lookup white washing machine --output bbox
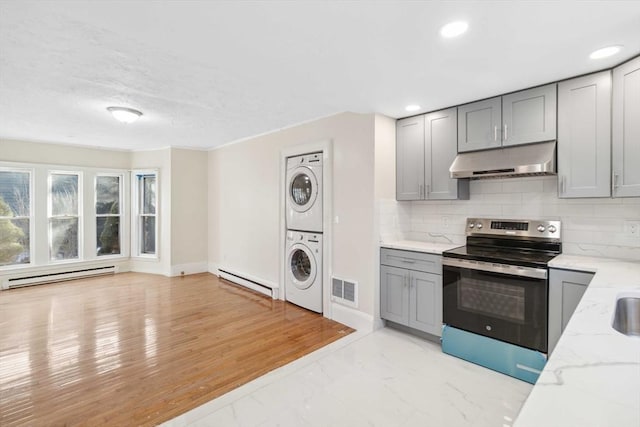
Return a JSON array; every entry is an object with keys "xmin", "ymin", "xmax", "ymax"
[
  {"xmin": 286, "ymin": 152, "xmax": 323, "ymax": 233},
  {"xmin": 285, "ymin": 230, "xmax": 322, "ymax": 313}
]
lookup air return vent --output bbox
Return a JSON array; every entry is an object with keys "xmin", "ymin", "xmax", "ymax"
[{"xmin": 331, "ymin": 277, "xmax": 358, "ymax": 308}]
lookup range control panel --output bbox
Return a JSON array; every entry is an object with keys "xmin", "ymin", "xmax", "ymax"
[{"xmin": 466, "ymin": 218, "xmax": 561, "ymax": 240}]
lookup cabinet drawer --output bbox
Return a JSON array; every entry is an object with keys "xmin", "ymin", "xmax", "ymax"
[{"xmin": 380, "ymin": 248, "xmax": 442, "ymax": 274}]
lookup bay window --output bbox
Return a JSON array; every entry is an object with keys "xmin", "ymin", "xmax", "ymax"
[
  {"xmin": 96, "ymin": 175, "xmax": 122, "ymax": 256},
  {"xmin": 49, "ymin": 172, "xmax": 81, "ymax": 261},
  {"xmin": 0, "ymin": 168, "xmax": 32, "ymax": 267},
  {"xmin": 134, "ymin": 172, "xmax": 157, "ymax": 256}
]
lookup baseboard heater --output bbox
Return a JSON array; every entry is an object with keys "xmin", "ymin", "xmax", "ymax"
[
  {"xmin": 6, "ymin": 266, "xmax": 117, "ymax": 289},
  {"xmin": 218, "ymin": 269, "xmax": 274, "ymax": 298}
]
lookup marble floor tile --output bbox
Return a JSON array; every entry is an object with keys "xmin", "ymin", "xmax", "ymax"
[{"xmin": 163, "ymin": 327, "xmax": 532, "ymax": 427}]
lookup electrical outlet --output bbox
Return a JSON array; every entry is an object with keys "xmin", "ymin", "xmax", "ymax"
[
  {"xmin": 442, "ymin": 216, "xmax": 450, "ymax": 228},
  {"xmin": 624, "ymin": 221, "xmax": 640, "ymax": 238}
]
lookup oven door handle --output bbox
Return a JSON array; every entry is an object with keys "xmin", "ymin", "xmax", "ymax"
[{"xmin": 442, "ymin": 257, "xmax": 548, "ymax": 280}]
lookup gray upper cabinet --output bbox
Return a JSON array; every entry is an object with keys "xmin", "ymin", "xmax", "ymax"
[
  {"xmin": 396, "ymin": 116, "xmax": 425, "ymax": 201},
  {"xmin": 396, "ymin": 110, "xmax": 468, "ymax": 201},
  {"xmin": 502, "ymin": 84, "xmax": 557, "ymax": 146},
  {"xmin": 612, "ymin": 56, "xmax": 640, "ymax": 198},
  {"xmin": 425, "ymin": 108, "xmax": 469, "ymax": 200},
  {"xmin": 557, "ymin": 71, "xmax": 612, "ymax": 198},
  {"xmin": 457, "ymin": 97, "xmax": 502, "ymax": 152},
  {"xmin": 457, "ymin": 84, "xmax": 557, "ymax": 152}
]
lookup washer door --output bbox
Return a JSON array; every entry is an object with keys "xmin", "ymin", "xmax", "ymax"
[
  {"xmin": 288, "ymin": 244, "xmax": 316, "ymax": 290},
  {"xmin": 288, "ymin": 166, "xmax": 318, "ymax": 213}
]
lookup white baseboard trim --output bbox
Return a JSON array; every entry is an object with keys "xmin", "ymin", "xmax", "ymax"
[
  {"xmin": 208, "ymin": 262, "xmax": 220, "ymax": 275},
  {"xmin": 217, "ymin": 267, "xmax": 280, "ymax": 299},
  {"xmin": 169, "ymin": 262, "xmax": 209, "ymax": 277},
  {"xmin": 330, "ymin": 303, "xmax": 376, "ymax": 332}
]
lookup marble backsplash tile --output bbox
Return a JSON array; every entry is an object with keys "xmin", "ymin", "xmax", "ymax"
[{"xmin": 405, "ymin": 176, "xmax": 640, "ymax": 261}]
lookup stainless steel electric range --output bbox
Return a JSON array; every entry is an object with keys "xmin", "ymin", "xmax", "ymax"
[{"xmin": 441, "ymin": 217, "xmax": 561, "ymax": 384}]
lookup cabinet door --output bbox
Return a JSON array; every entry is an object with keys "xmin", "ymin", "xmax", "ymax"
[
  {"xmin": 380, "ymin": 265, "xmax": 409, "ymax": 325},
  {"xmin": 408, "ymin": 270, "xmax": 442, "ymax": 336},
  {"xmin": 502, "ymin": 84, "xmax": 557, "ymax": 147},
  {"xmin": 457, "ymin": 97, "xmax": 502, "ymax": 152},
  {"xmin": 425, "ymin": 108, "xmax": 468, "ymax": 200},
  {"xmin": 612, "ymin": 56, "xmax": 640, "ymax": 197},
  {"xmin": 557, "ymin": 71, "xmax": 611, "ymax": 198},
  {"xmin": 396, "ymin": 116, "xmax": 425, "ymax": 200},
  {"xmin": 548, "ymin": 269, "xmax": 594, "ymax": 354}
]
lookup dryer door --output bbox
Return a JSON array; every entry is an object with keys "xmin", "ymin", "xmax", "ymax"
[
  {"xmin": 288, "ymin": 166, "xmax": 318, "ymax": 213},
  {"xmin": 288, "ymin": 244, "xmax": 317, "ymax": 290}
]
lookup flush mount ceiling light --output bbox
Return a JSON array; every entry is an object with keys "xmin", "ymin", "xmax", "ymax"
[
  {"xmin": 405, "ymin": 104, "xmax": 421, "ymax": 112},
  {"xmin": 589, "ymin": 45, "xmax": 623, "ymax": 59},
  {"xmin": 107, "ymin": 106, "xmax": 143, "ymax": 123},
  {"xmin": 440, "ymin": 21, "xmax": 469, "ymax": 38}
]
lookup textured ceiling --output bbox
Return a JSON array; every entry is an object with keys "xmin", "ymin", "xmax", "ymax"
[{"xmin": 1, "ymin": 1, "xmax": 639, "ymax": 151}]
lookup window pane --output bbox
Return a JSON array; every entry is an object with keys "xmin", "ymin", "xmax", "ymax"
[
  {"xmin": 97, "ymin": 216, "xmax": 120, "ymax": 256},
  {"xmin": 50, "ymin": 218, "xmax": 78, "ymax": 260},
  {"xmin": 0, "ymin": 171, "xmax": 30, "ymax": 217},
  {"xmin": 51, "ymin": 174, "xmax": 78, "ymax": 216},
  {"xmin": 96, "ymin": 176, "xmax": 120, "ymax": 215},
  {"xmin": 141, "ymin": 216, "xmax": 155, "ymax": 254},
  {"xmin": 142, "ymin": 176, "xmax": 156, "ymax": 214},
  {"xmin": 0, "ymin": 218, "xmax": 30, "ymax": 266}
]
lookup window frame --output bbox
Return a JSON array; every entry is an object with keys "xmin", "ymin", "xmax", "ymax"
[
  {"xmin": 95, "ymin": 173, "xmax": 124, "ymax": 258},
  {"xmin": 132, "ymin": 170, "xmax": 159, "ymax": 259},
  {"xmin": 47, "ymin": 170, "xmax": 83, "ymax": 263},
  {"xmin": 0, "ymin": 166, "xmax": 34, "ymax": 269}
]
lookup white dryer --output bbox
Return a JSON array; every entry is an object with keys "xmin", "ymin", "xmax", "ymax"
[
  {"xmin": 285, "ymin": 230, "xmax": 322, "ymax": 313},
  {"xmin": 286, "ymin": 152, "xmax": 323, "ymax": 233}
]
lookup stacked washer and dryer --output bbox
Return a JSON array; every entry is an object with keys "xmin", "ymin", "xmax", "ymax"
[{"xmin": 285, "ymin": 152, "xmax": 323, "ymax": 313}]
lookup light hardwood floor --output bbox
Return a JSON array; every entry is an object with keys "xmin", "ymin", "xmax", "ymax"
[{"xmin": 0, "ymin": 272, "xmax": 352, "ymax": 426}]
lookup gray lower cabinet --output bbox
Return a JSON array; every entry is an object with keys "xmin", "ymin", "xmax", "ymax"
[
  {"xmin": 380, "ymin": 248, "xmax": 443, "ymax": 336},
  {"xmin": 612, "ymin": 56, "xmax": 640, "ymax": 197},
  {"xmin": 557, "ymin": 71, "xmax": 612, "ymax": 198},
  {"xmin": 548, "ymin": 268, "xmax": 595, "ymax": 354},
  {"xmin": 458, "ymin": 83, "xmax": 557, "ymax": 152}
]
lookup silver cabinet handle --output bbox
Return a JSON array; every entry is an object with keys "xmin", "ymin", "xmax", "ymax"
[
  {"xmin": 426, "ymin": 184, "xmax": 430, "ymax": 195},
  {"xmin": 560, "ymin": 175, "xmax": 565, "ymax": 194},
  {"xmin": 494, "ymin": 125, "xmax": 497, "ymax": 141},
  {"xmin": 410, "ymin": 277, "xmax": 415, "ymax": 288},
  {"xmin": 419, "ymin": 184, "xmax": 423, "ymax": 198},
  {"xmin": 504, "ymin": 123, "xmax": 508, "ymax": 141},
  {"xmin": 400, "ymin": 259, "xmax": 416, "ymax": 264}
]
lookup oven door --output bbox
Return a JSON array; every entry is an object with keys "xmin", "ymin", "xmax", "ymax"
[{"xmin": 443, "ymin": 258, "xmax": 548, "ymax": 353}]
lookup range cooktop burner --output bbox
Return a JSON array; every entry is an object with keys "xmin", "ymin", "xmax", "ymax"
[{"xmin": 443, "ymin": 245, "xmax": 557, "ymax": 269}]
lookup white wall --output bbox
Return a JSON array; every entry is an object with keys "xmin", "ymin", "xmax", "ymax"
[
  {"xmin": 170, "ymin": 148, "xmax": 208, "ymax": 275},
  {"xmin": 0, "ymin": 138, "xmax": 130, "ymax": 169},
  {"xmin": 208, "ymin": 112, "xmax": 377, "ymax": 318},
  {"xmin": 408, "ymin": 176, "xmax": 640, "ymax": 260}
]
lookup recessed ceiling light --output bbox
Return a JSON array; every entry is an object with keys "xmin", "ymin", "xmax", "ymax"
[
  {"xmin": 405, "ymin": 105, "xmax": 421, "ymax": 112},
  {"xmin": 589, "ymin": 45, "xmax": 623, "ymax": 60},
  {"xmin": 107, "ymin": 106, "xmax": 143, "ymax": 123},
  {"xmin": 440, "ymin": 21, "xmax": 469, "ymax": 38}
]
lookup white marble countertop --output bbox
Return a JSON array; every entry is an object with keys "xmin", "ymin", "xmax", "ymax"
[
  {"xmin": 379, "ymin": 240, "xmax": 461, "ymax": 254},
  {"xmin": 515, "ymin": 254, "xmax": 640, "ymax": 427}
]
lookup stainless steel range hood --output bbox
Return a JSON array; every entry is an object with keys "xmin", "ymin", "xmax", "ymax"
[{"xmin": 449, "ymin": 141, "xmax": 557, "ymax": 179}]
